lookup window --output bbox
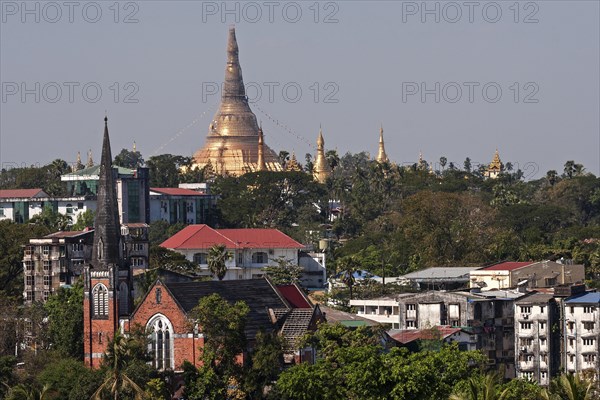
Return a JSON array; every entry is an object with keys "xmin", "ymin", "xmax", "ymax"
[
  {"xmin": 569, "ymin": 338, "xmax": 574, "ymax": 347},
  {"xmin": 193, "ymin": 253, "xmax": 208, "ymax": 265},
  {"xmin": 568, "ymin": 321, "xmax": 575, "ymax": 332},
  {"xmin": 406, "ymin": 320, "xmax": 416, "ymax": 328},
  {"xmin": 24, "ymin": 246, "xmax": 33, "ymax": 256},
  {"xmin": 406, "ymin": 304, "xmax": 417, "ymax": 311},
  {"xmin": 26, "ymin": 276, "xmax": 34, "ymax": 287},
  {"xmin": 540, "ymin": 338, "xmax": 547, "ymax": 346},
  {"xmin": 584, "ymin": 321, "xmax": 595, "ymax": 332},
  {"xmin": 237, "ymin": 252, "xmax": 243, "ymax": 265},
  {"xmin": 27, "ymin": 291, "xmax": 35, "ymax": 301},
  {"xmin": 43, "ymin": 291, "xmax": 49, "ymax": 301},
  {"xmin": 539, "ymin": 306, "xmax": 545, "ymax": 314},
  {"xmin": 66, "ymin": 204, "xmax": 73, "ymax": 214},
  {"xmin": 42, "ymin": 245, "xmax": 49, "ymax": 256},
  {"xmin": 520, "ymin": 322, "xmax": 532, "ymax": 330},
  {"xmin": 583, "ymin": 338, "xmax": 595, "ymax": 346},
  {"xmin": 545, "ymin": 277, "xmax": 557, "ymax": 286},
  {"xmin": 92, "ymin": 284, "xmax": 109, "ymax": 318},
  {"xmin": 131, "ymin": 257, "xmax": 145, "ymax": 267},
  {"xmin": 570, "ymin": 306, "xmax": 575, "ymax": 313},
  {"xmin": 584, "ymin": 354, "xmax": 597, "ymax": 363},
  {"xmin": 148, "ymin": 315, "xmax": 173, "ymax": 370},
  {"xmin": 520, "ymin": 338, "xmax": 533, "ymax": 346},
  {"xmin": 584, "ymin": 306, "xmax": 596, "ymax": 313},
  {"xmin": 539, "ymin": 321, "xmax": 546, "ymax": 331},
  {"xmin": 541, "ymin": 371, "xmax": 548, "ymax": 380},
  {"xmin": 156, "ymin": 288, "xmax": 162, "ymax": 304},
  {"xmin": 252, "ymin": 252, "xmax": 268, "ymax": 264},
  {"xmin": 132, "ymin": 243, "xmax": 145, "ymax": 252},
  {"xmin": 43, "ymin": 275, "xmax": 51, "ymax": 287},
  {"xmin": 43, "ymin": 260, "xmax": 50, "ymax": 271},
  {"xmin": 119, "ymin": 282, "xmax": 129, "ymax": 314},
  {"xmin": 78, "ymin": 202, "xmax": 84, "ymax": 209},
  {"xmin": 520, "ymin": 306, "xmax": 532, "ymax": 313},
  {"xmin": 73, "ymin": 243, "xmax": 83, "ymax": 252},
  {"xmin": 25, "ymin": 261, "xmax": 34, "ymax": 271},
  {"xmin": 0, "ymin": 208, "xmax": 4, "ymax": 216}
]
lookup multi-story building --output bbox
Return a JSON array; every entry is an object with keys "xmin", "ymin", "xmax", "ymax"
[
  {"xmin": 514, "ymin": 292, "xmax": 561, "ymax": 385},
  {"xmin": 23, "ymin": 223, "xmax": 149, "ymax": 303},
  {"xmin": 160, "ymin": 224, "xmax": 326, "ymax": 287},
  {"xmin": 352, "ymin": 289, "xmax": 526, "ymax": 377},
  {"xmin": 563, "ymin": 292, "xmax": 600, "ymax": 376},
  {"xmin": 470, "ymin": 260, "xmax": 585, "ymax": 291},
  {"xmin": 149, "ymin": 187, "xmax": 216, "ymax": 225},
  {"xmin": 61, "ymin": 164, "xmax": 150, "ymax": 223},
  {"xmin": 23, "ymin": 230, "xmax": 94, "ymax": 302}
]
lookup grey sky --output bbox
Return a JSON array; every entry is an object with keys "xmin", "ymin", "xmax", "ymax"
[{"xmin": 1, "ymin": 1, "xmax": 598, "ymax": 178}]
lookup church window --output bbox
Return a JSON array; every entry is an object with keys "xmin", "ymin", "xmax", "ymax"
[
  {"xmin": 92, "ymin": 283, "xmax": 109, "ymax": 318},
  {"xmin": 119, "ymin": 282, "xmax": 129, "ymax": 315},
  {"xmin": 147, "ymin": 315, "xmax": 173, "ymax": 370},
  {"xmin": 156, "ymin": 288, "xmax": 162, "ymax": 304},
  {"xmin": 252, "ymin": 252, "xmax": 268, "ymax": 264},
  {"xmin": 97, "ymin": 239, "xmax": 103, "ymax": 260}
]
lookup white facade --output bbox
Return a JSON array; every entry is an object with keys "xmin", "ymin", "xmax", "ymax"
[
  {"xmin": 350, "ymin": 297, "xmax": 400, "ymax": 329},
  {"xmin": 0, "ymin": 196, "xmax": 96, "ymax": 225},
  {"xmin": 564, "ymin": 296, "xmax": 600, "ymax": 375}
]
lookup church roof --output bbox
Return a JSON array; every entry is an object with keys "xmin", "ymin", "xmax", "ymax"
[
  {"xmin": 160, "ymin": 224, "xmax": 304, "ymax": 250},
  {"xmin": 164, "ymin": 278, "xmax": 289, "ymax": 338}
]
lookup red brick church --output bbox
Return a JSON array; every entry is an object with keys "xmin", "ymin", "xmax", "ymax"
[{"xmin": 83, "ymin": 118, "xmax": 322, "ymax": 370}]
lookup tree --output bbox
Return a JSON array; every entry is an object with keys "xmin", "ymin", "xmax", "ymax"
[
  {"xmin": 546, "ymin": 170, "xmax": 559, "ymax": 186},
  {"xmin": 439, "ymin": 156, "xmax": 447, "ymax": 170},
  {"xmin": 543, "ymin": 373, "xmax": 595, "ymax": 400},
  {"xmin": 263, "ymin": 256, "xmax": 303, "ymax": 285},
  {"xmin": 304, "ymin": 153, "xmax": 314, "ymax": 173},
  {"xmin": 72, "ymin": 209, "xmax": 95, "ymax": 230},
  {"xmin": 207, "ymin": 244, "xmax": 228, "ymax": 280},
  {"xmin": 338, "ymin": 256, "xmax": 360, "ymax": 300},
  {"xmin": 186, "ymin": 294, "xmax": 250, "ymax": 399},
  {"xmin": 450, "ymin": 372, "xmax": 509, "ymax": 400},
  {"xmin": 326, "ymin": 150, "xmax": 340, "ymax": 171},
  {"xmin": 37, "ymin": 357, "xmax": 98, "ymax": 399},
  {"xmin": 564, "ymin": 161, "xmax": 576, "ymax": 179},
  {"xmin": 44, "ymin": 283, "xmax": 84, "ymax": 359},
  {"xmin": 149, "ymin": 245, "xmax": 198, "ymax": 275},
  {"xmin": 279, "ymin": 151, "xmax": 290, "ymax": 169},
  {"xmin": 146, "ymin": 154, "xmax": 188, "ymax": 187},
  {"xmin": 113, "ymin": 148, "xmax": 144, "ymax": 169},
  {"xmin": 4, "ymin": 384, "xmax": 52, "ymax": 400},
  {"xmin": 28, "ymin": 207, "xmax": 72, "ymax": 231},
  {"xmin": 245, "ymin": 331, "xmax": 285, "ymax": 398},
  {"xmin": 92, "ymin": 331, "xmax": 145, "ymax": 400},
  {"xmin": 464, "ymin": 157, "xmax": 472, "ymax": 173}
]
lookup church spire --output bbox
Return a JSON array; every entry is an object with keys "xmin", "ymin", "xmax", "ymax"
[
  {"xmin": 91, "ymin": 117, "xmax": 121, "ymax": 270},
  {"xmin": 257, "ymin": 124, "xmax": 266, "ymax": 171},
  {"xmin": 313, "ymin": 126, "xmax": 331, "ymax": 184},
  {"xmin": 376, "ymin": 124, "xmax": 389, "ymax": 163}
]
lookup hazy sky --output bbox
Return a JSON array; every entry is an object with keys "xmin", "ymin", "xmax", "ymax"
[{"xmin": 1, "ymin": 1, "xmax": 599, "ymax": 179}]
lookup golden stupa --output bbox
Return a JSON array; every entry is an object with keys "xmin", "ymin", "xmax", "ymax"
[
  {"xmin": 485, "ymin": 149, "xmax": 504, "ymax": 179},
  {"xmin": 192, "ymin": 28, "xmax": 282, "ymax": 176}
]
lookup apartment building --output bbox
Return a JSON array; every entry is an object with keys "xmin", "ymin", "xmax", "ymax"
[{"xmin": 563, "ymin": 293, "xmax": 600, "ymax": 376}]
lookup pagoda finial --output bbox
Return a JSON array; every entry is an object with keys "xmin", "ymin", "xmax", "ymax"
[
  {"xmin": 376, "ymin": 124, "xmax": 389, "ymax": 163},
  {"xmin": 133, "ymin": 141, "xmax": 137, "ymax": 152},
  {"xmin": 313, "ymin": 127, "xmax": 331, "ymax": 184},
  {"xmin": 86, "ymin": 149, "xmax": 94, "ymax": 168},
  {"xmin": 257, "ymin": 125, "xmax": 266, "ymax": 171}
]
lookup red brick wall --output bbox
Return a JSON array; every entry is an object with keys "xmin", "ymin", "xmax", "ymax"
[
  {"xmin": 129, "ymin": 281, "xmax": 203, "ymax": 370},
  {"xmin": 83, "ymin": 277, "xmax": 117, "ymax": 369}
]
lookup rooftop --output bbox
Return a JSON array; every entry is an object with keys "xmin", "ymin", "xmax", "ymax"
[
  {"xmin": 160, "ymin": 224, "xmax": 304, "ymax": 250},
  {"xmin": 61, "ymin": 165, "xmax": 136, "ymax": 179},
  {"xmin": 565, "ymin": 292, "xmax": 600, "ymax": 304},
  {"xmin": 0, "ymin": 188, "xmax": 47, "ymax": 199},
  {"xmin": 150, "ymin": 187, "xmax": 207, "ymax": 196},
  {"xmin": 403, "ymin": 267, "xmax": 478, "ymax": 280},
  {"xmin": 480, "ymin": 261, "xmax": 533, "ymax": 271},
  {"xmin": 277, "ymin": 285, "xmax": 312, "ymax": 309},
  {"xmin": 390, "ymin": 326, "xmax": 464, "ymax": 344}
]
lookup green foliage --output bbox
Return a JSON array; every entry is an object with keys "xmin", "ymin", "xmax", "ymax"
[
  {"xmin": 148, "ymin": 221, "xmax": 186, "ymax": 246},
  {"xmin": 37, "ymin": 357, "xmax": 94, "ymax": 399},
  {"xmin": 28, "ymin": 207, "xmax": 72, "ymax": 231},
  {"xmin": 113, "ymin": 148, "xmax": 144, "ymax": 169},
  {"xmin": 185, "ymin": 294, "xmax": 250, "ymax": 399},
  {"xmin": 71, "ymin": 209, "xmax": 95, "ymax": 230},
  {"xmin": 149, "ymin": 245, "xmax": 198, "ymax": 275},
  {"xmin": 0, "ymin": 159, "xmax": 69, "ymax": 196},
  {"xmin": 43, "ymin": 283, "xmax": 84, "ymax": 359},
  {"xmin": 207, "ymin": 244, "xmax": 228, "ymax": 281},
  {"xmin": 245, "ymin": 331, "xmax": 284, "ymax": 398},
  {"xmin": 543, "ymin": 373, "xmax": 596, "ymax": 400},
  {"xmin": 263, "ymin": 256, "xmax": 303, "ymax": 285}
]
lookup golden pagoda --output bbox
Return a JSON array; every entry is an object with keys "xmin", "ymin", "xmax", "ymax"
[
  {"xmin": 191, "ymin": 28, "xmax": 282, "ymax": 176},
  {"xmin": 376, "ymin": 124, "xmax": 389, "ymax": 163},
  {"xmin": 286, "ymin": 152, "xmax": 303, "ymax": 172},
  {"xmin": 313, "ymin": 128, "xmax": 331, "ymax": 184},
  {"xmin": 485, "ymin": 149, "xmax": 504, "ymax": 179}
]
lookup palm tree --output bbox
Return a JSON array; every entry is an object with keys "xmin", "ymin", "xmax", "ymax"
[
  {"xmin": 449, "ymin": 372, "xmax": 509, "ymax": 400},
  {"xmin": 208, "ymin": 244, "xmax": 228, "ymax": 281},
  {"xmin": 5, "ymin": 384, "xmax": 52, "ymax": 400},
  {"xmin": 338, "ymin": 256, "xmax": 359, "ymax": 300},
  {"xmin": 543, "ymin": 373, "xmax": 595, "ymax": 400},
  {"xmin": 92, "ymin": 331, "xmax": 144, "ymax": 400}
]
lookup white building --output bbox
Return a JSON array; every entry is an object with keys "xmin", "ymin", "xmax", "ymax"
[
  {"xmin": 149, "ymin": 187, "xmax": 216, "ymax": 225},
  {"xmin": 160, "ymin": 224, "xmax": 325, "ymax": 287},
  {"xmin": 564, "ymin": 292, "xmax": 600, "ymax": 376}
]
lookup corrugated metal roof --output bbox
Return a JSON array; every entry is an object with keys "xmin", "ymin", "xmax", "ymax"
[
  {"xmin": 566, "ymin": 292, "xmax": 600, "ymax": 304},
  {"xmin": 481, "ymin": 262, "xmax": 533, "ymax": 271},
  {"xmin": 0, "ymin": 188, "xmax": 47, "ymax": 198},
  {"xmin": 402, "ymin": 267, "xmax": 477, "ymax": 280},
  {"xmin": 150, "ymin": 187, "xmax": 206, "ymax": 196}
]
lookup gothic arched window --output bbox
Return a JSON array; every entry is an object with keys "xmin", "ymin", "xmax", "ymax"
[
  {"xmin": 118, "ymin": 281, "xmax": 129, "ymax": 315},
  {"xmin": 147, "ymin": 314, "xmax": 173, "ymax": 370},
  {"xmin": 92, "ymin": 283, "xmax": 108, "ymax": 318}
]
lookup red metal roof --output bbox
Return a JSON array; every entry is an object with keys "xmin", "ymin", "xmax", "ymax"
[
  {"xmin": 150, "ymin": 187, "xmax": 205, "ymax": 196},
  {"xmin": 391, "ymin": 326, "xmax": 463, "ymax": 344},
  {"xmin": 482, "ymin": 262, "xmax": 533, "ymax": 271},
  {"xmin": 160, "ymin": 224, "xmax": 304, "ymax": 250},
  {"xmin": 277, "ymin": 285, "xmax": 312, "ymax": 308},
  {"xmin": 0, "ymin": 188, "xmax": 46, "ymax": 198},
  {"xmin": 44, "ymin": 230, "xmax": 90, "ymax": 238}
]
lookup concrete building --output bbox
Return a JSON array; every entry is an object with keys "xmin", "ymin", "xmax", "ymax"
[
  {"xmin": 160, "ymin": 224, "xmax": 326, "ymax": 287},
  {"xmin": 349, "ymin": 297, "xmax": 400, "ymax": 329},
  {"xmin": 401, "ymin": 266, "xmax": 480, "ymax": 291},
  {"xmin": 514, "ymin": 292, "xmax": 561, "ymax": 385},
  {"xmin": 149, "ymin": 187, "xmax": 216, "ymax": 225},
  {"xmin": 470, "ymin": 261, "xmax": 585, "ymax": 291},
  {"xmin": 564, "ymin": 292, "xmax": 600, "ymax": 377},
  {"xmin": 390, "ymin": 326, "xmax": 477, "ymax": 352},
  {"xmin": 61, "ymin": 164, "xmax": 150, "ymax": 224}
]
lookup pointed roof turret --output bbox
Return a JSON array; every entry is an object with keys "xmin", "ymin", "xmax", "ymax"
[
  {"xmin": 86, "ymin": 149, "xmax": 94, "ymax": 168},
  {"xmin": 313, "ymin": 127, "xmax": 331, "ymax": 184},
  {"xmin": 286, "ymin": 152, "xmax": 303, "ymax": 172},
  {"xmin": 376, "ymin": 124, "xmax": 389, "ymax": 163},
  {"xmin": 91, "ymin": 117, "xmax": 121, "ymax": 270},
  {"xmin": 257, "ymin": 125, "xmax": 266, "ymax": 172}
]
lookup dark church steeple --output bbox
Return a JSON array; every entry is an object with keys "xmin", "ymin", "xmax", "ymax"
[{"xmin": 91, "ymin": 117, "xmax": 121, "ymax": 269}]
